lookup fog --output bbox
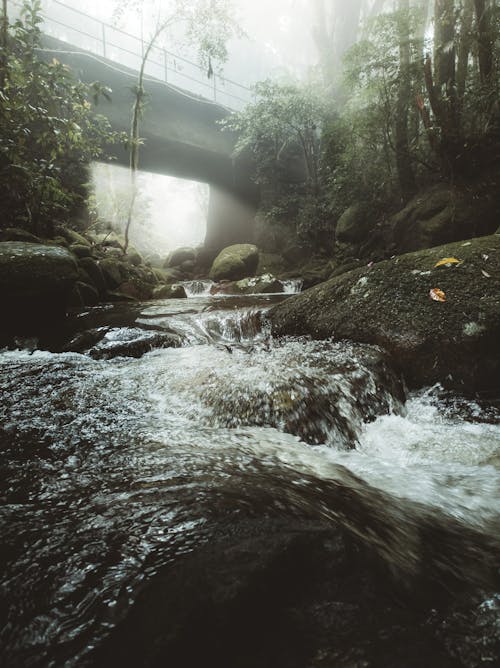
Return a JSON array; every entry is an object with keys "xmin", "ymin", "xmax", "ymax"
[{"xmin": 40, "ymin": 0, "xmax": 396, "ymax": 252}]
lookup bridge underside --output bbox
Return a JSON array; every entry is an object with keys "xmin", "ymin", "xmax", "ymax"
[{"xmin": 41, "ymin": 36, "xmax": 259, "ymax": 250}]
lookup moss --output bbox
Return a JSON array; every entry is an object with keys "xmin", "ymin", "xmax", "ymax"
[{"xmin": 270, "ymin": 235, "xmax": 500, "ymax": 393}]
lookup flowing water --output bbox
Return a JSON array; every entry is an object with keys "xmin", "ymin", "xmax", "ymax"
[{"xmin": 0, "ymin": 292, "xmax": 499, "ymax": 667}]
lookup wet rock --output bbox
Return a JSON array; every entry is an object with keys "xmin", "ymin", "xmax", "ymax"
[
  {"xmin": 87, "ymin": 327, "xmax": 182, "ymax": 359},
  {"xmin": 0, "ymin": 242, "xmax": 78, "ymax": 340},
  {"xmin": 209, "ymin": 244, "xmax": 259, "ymax": 282},
  {"xmin": 152, "ymin": 284, "xmax": 187, "ymax": 299},
  {"xmin": 270, "ymin": 235, "xmax": 500, "ymax": 393}
]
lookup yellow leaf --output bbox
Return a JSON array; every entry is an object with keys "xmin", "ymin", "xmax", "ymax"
[
  {"xmin": 434, "ymin": 257, "xmax": 460, "ymax": 268},
  {"xmin": 430, "ymin": 288, "xmax": 446, "ymax": 302}
]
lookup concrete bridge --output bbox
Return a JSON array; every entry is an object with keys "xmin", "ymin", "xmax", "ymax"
[{"xmin": 18, "ymin": 0, "xmax": 259, "ymax": 250}]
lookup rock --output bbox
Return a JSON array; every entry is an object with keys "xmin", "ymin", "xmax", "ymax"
[
  {"xmin": 87, "ymin": 328, "xmax": 182, "ymax": 359},
  {"xmin": 57, "ymin": 227, "xmax": 92, "ymax": 247},
  {"xmin": 335, "ymin": 203, "xmax": 371, "ymax": 244},
  {"xmin": 126, "ymin": 250, "xmax": 143, "ymax": 267},
  {"xmin": 0, "ymin": 242, "xmax": 78, "ymax": 339},
  {"xmin": 99, "ymin": 258, "xmax": 126, "ymax": 290},
  {"xmin": 78, "ymin": 257, "xmax": 107, "ymax": 296},
  {"xmin": 116, "ymin": 280, "xmax": 153, "ymax": 301},
  {"xmin": 152, "ymin": 284, "xmax": 187, "ymax": 299},
  {"xmin": 0, "ymin": 227, "xmax": 42, "ymax": 243},
  {"xmin": 257, "ymin": 253, "xmax": 286, "ymax": 276},
  {"xmin": 73, "ymin": 281, "xmax": 99, "ymax": 306},
  {"xmin": 70, "ymin": 243, "xmax": 92, "ymax": 258},
  {"xmin": 166, "ymin": 247, "xmax": 196, "ymax": 268},
  {"xmin": 209, "ymin": 244, "xmax": 259, "ymax": 282},
  {"xmin": 247, "ymin": 274, "xmax": 284, "ymax": 294},
  {"xmin": 385, "ymin": 186, "xmax": 498, "ymax": 254},
  {"xmin": 89, "ymin": 231, "xmax": 124, "ymax": 250},
  {"xmin": 179, "ymin": 259, "xmax": 196, "ymax": 274},
  {"xmin": 270, "ymin": 235, "xmax": 500, "ymax": 393},
  {"xmin": 282, "ymin": 244, "xmax": 311, "ymax": 267}
]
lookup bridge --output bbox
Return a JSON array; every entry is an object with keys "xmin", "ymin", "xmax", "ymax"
[{"xmin": 8, "ymin": 0, "xmax": 259, "ymax": 250}]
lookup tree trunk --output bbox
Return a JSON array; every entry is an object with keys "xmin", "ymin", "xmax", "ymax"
[
  {"xmin": 474, "ymin": 0, "xmax": 494, "ymax": 84},
  {"xmin": 457, "ymin": 0, "xmax": 474, "ymax": 100},
  {"xmin": 1, "ymin": 0, "xmax": 8, "ymax": 88},
  {"xmin": 395, "ymin": 0, "xmax": 416, "ymax": 202}
]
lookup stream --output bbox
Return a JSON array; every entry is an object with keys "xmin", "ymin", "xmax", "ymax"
[{"xmin": 1, "ymin": 284, "xmax": 499, "ymax": 667}]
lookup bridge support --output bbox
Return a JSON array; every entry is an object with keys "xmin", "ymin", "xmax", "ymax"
[{"xmin": 204, "ymin": 184, "xmax": 259, "ymax": 252}]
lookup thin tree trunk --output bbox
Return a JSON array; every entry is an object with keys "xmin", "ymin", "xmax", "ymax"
[
  {"xmin": 457, "ymin": 0, "xmax": 474, "ymax": 99},
  {"xmin": 395, "ymin": 0, "xmax": 416, "ymax": 202},
  {"xmin": 1, "ymin": 0, "xmax": 8, "ymax": 88},
  {"xmin": 474, "ymin": 0, "xmax": 494, "ymax": 84},
  {"xmin": 124, "ymin": 21, "xmax": 166, "ymax": 253}
]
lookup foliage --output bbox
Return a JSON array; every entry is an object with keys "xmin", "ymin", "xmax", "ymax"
[
  {"xmin": 0, "ymin": 0, "xmax": 121, "ymax": 237},
  {"xmin": 222, "ymin": 79, "xmax": 328, "ymax": 191}
]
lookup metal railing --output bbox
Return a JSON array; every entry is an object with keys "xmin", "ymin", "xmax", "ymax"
[{"xmin": 7, "ymin": 0, "xmax": 253, "ymax": 110}]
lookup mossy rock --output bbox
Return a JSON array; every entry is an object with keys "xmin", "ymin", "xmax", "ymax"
[
  {"xmin": 270, "ymin": 235, "xmax": 500, "ymax": 393},
  {"xmin": 0, "ymin": 242, "xmax": 78, "ymax": 339},
  {"xmin": 386, "ymin": 186, "xmax": 498, "ymax": 253},
  {"xmin": 57, "ymin": 228, "xmax": 92, "ymax": 248},
  {"xmin": 165, "ymin": 247, "xmax": 196, "ymax": 268},
  {"xmin": 209, "ymin": 244, "xmax": 259, "ymax": 282},
  {"xmin": 78, "ymin": 257, "xmax": 107, "ymax": 296},
  {"xmin": 335, "ymin": 203, "xmax": 371, "ymax": 244},
  {"xmin": 0, "ymin": 227, "xmax": 42, "ymax": 243},
  {"xmin": 70, "ymin": 243, "xmax": 92, "ymax": 259}
]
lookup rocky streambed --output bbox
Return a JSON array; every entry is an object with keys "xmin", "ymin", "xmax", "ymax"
[{"xmin": 0, "ymin": 289, "xmax": 499, "ymax": 667}]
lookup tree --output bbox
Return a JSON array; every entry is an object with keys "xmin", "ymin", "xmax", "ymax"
[
  {"xmin": 115, "ymin": 0, "xmax": 242, "ymax": 252},
  {"xmin": 0, "ymin": 0, "xmax": 121, "ymax": 236},
  {"xmin": 222, "ymin": 79, "xmax": 327, "ymax": 194},
  {"xmin": 395, "ymin": 0, "xmax": 417, "ymax": 202}
]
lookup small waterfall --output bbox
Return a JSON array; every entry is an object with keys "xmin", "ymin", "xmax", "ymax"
[
  {"xmin": 281, "ymin": 278, "xmax": 303, "ymax": 294},
  {"xmin": 181, "ymin": 280, "xmax": 214, "ymax": 298}
]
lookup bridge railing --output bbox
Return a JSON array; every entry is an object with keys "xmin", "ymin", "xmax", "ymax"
[{"xmin": 7, "ymin": 0, "xmax": 253, "ymax": 111}]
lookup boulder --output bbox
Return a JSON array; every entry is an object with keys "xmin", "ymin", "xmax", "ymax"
[
  {"xmin": 385, "ymin": 186, "xmax": 498, "ymax": 254},
  {"xmin": 335, "ymin": 203, "xmax": 371, "ymax": 245},
  {"xmin": 99, "ymin": 258, "xmax": 126, "ymax": 290},
  {"xmin": 152, "ymin": 284, "xmax": 187, "ymax": 299},
  {"xmin": 209, "ymin": 244, "xmax": 259, "ymax": 282},
  {"xmin": 70, "ymin": 243, "xmax": 92, "ymax": 258},
  {"xmin": 0, "ymin": 242, "xmax": 78, "ymax": 339},
  {"xmin": 57, "ymin": 227, "xmax": 92, "ymax": 248},
  {"xmin": 0, "ymin": 227, "xmax": 42, "ymax": 243},
  {"xmin": 166, "ymin": 247, "xmax": 196, "ymax": 268},
  {"xmin": 282, "ymin": 244, "xmax": 311, "ymax": 267},
  {"xmin": 78, "ymin": 257, "xmax": 107, "ymax": 296},
  {"xmin": 116, "ymin": 279, "xmax": 153, "ymax": 301},
  {"xmin": 72, "ymin": 281, "xmax": 99, "ymax": 306},
  {"xmin": 270, "ymin": 235, "xmax": 500, "ymax": 393},
  {"xmin": 126, "ymin": 250, "xmax": 143, "ymax": 267}
]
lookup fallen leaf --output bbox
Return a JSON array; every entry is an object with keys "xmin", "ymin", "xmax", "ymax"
[
  {"xmin": 430, "ymin": 288, "xmax": 446, "ymax": 302},
  {"xmin": 461, "ymin": 242, "xmax": 472, "ymax": 247},
  {"xmin": 482, "ymin": 254, "xmax": 489, "ymax": 261},
  {"xmin": 481, "ymin": 270, "xmax": 491, "ymax": 278},
  {"xmin": 434, "ymin": 257, "xmax": 460, "ymax": 268}
]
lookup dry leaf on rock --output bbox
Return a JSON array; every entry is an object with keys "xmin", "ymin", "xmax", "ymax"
[
  {"xmin": 430, "ymin": 288, "xmax": 446, "ymax": 302},
  {"xmin": 434, "ymin": 257, "xmax": 460, "ymax": 268}
]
